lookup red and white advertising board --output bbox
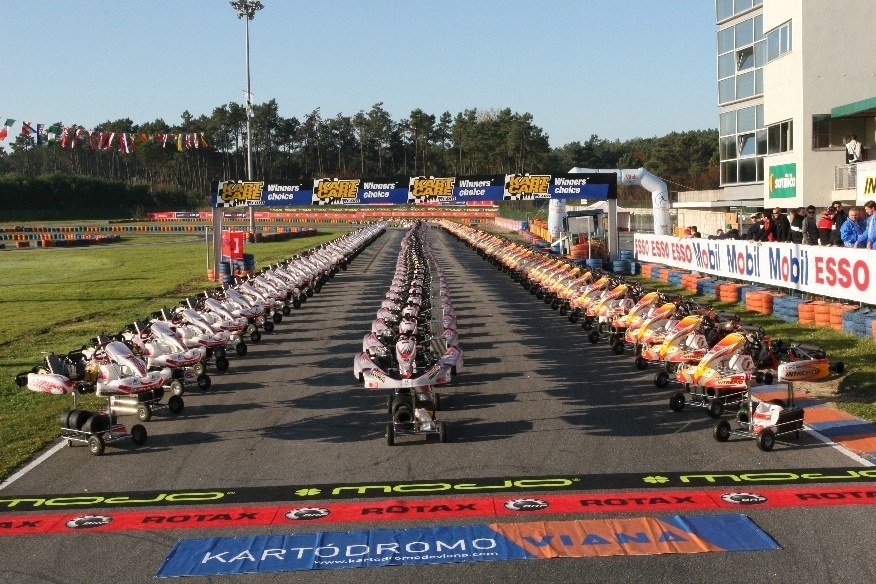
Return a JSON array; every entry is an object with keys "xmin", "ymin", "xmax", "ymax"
[{"xmin": 633, "ymin": 233, "xmax": 873, "ymax": 304}]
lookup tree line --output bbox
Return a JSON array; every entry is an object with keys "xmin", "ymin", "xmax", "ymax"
[{"xmin": 0, "ymin": 100, "xmax": 719, "ymax": 217}]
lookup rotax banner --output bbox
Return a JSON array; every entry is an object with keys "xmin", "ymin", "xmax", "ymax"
[
  {"xmin": 211, "ymin": 172, "xmax": 617, "ymax": 208},
  {"xmin": 633, "ymin": 233, "xmax": 873, "ymax": 304}
]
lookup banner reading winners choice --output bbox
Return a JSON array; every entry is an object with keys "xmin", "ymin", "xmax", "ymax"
[{"xmin": 633, "ymin": 233, "xmax": 873, "ymax": 305}]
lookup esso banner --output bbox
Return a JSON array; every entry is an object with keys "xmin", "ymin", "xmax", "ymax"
[{"xmin": 633, "ymin": 233, "xmax": 873, "ymax": 304}]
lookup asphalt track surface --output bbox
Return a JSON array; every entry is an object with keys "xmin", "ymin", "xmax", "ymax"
[{"xmin": 2, "ymin": 226, "xmax": 875, "ymax": 583}]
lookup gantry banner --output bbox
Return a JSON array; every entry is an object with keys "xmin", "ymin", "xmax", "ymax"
[{"xmin": 211, "ymin": 173, "xmax": 617, "ymax": 208}]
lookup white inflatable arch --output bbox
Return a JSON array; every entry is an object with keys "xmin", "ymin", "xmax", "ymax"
[{"xmin": 569, "ymin": 167, "xmax": 671, "ymax": 236}]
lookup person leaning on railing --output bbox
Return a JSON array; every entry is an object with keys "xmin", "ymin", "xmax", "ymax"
[
  {"xmin": 841, "ymin": 206, "xmax": 866, "ymax": 248},
  {"xmin": 862, "ymin": 200, "xmax": 876, "ymax": 249},
  {"xmin": 801, "ymin": 205, "xmax": 819, "ymax": 245},
  {"xmin": 817, "ymin": 207, "xmax": 835, "ymax": 245},
  {"xmin": 789, "ymin": 207, "xmax": 804, "ymax": 244}
]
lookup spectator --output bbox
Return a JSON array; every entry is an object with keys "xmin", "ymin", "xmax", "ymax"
[
  {"xmin": 746, "ymin": 213, "xmax": 764, "ymax": 240},
  {"xmin": 817, "ymin": 207, "xmax": 835, "ymax": 245},
  {"xmin": 830, "ymin": 201, "xmax": 847, "ymax": 246},
  {"xmin": 840, "ymin": 206, "xmax": 865, "ymax": 247},
  {"xmin": 789, "ymin": 207, "xmax": 804, "ymax": 244},
  {"xmin": 712, "ymin": 228, "xmax": 724, "ymax": 238},
  {"xmin": 801, "ymin": 205, "xmax": 819, "ymax": 245},
  {"xmin": 862, "ymin": 200, "xmax": 876, "ymax": 249},
  {"xmin": 773, "ymin": 207, "xmax": 791, "ymax": 242},
  {"xmin": 757, "ymin": 211, "xmax": 776, "ymax": 242},
  {"xmin": 846, "ymin": 134, "xmax": 863, "ymax": 164},
  {"xmin": 717, "ymin": 224, "xmax": 740, "ymax": 239}
]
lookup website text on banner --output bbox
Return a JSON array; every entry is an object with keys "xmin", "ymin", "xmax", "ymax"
[{"xmin": 633, "ymin": 234, "xmax": 873, "ymax": 305}]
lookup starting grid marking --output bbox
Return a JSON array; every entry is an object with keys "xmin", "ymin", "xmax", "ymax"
[
  {"xmin": 2, "ymin": 484, "xmax": 876, "ymax": 537},
  {"xmin": 155, "ymin": 515, "xmax": 780, "ymax": 577}
]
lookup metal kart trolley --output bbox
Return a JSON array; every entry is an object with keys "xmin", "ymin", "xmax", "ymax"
[
  {"xmin": 385, "ymin": 384, "xmax": 447, "ymax": 446},
  {"xmin": 61, "ymin": 390, "xmax": 148, "ymax": 456},
  {"xmin": 712, "ymin": 361, "xmax": 821, "ymax": 452}
]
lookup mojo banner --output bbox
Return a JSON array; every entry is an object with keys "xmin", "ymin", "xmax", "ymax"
[
  {"xmin": 156, "ymin": 515, "xmax": 778, "ymax": 577},
  {"xmin": 211, "ymin": 173, "xmax": 617, "ymax": 208},
  {"xmin": 633, "ymin": 234, "xmax": 874, "ymax": 304}
]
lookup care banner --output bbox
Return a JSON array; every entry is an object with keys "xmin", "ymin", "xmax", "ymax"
[
  {"xmin": 156, "ymin": 515, "xmax": 778, "ymax": 577},
  {"xmin": 211, "ymin": 173, "xmax": 617, "ymax": 208},
  {"xmin": 633, "ymin": 234, "xmax": 873, "ymax": 304}
]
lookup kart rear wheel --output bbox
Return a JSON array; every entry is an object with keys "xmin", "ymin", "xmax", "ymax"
[
  {"xmin": 88, "ymin": 434, "xmax": 105, "ymax": 456},
  {"xmin": 236, "ymin": 342, "xmax": 248, "ymax": 356},
  {"xmin": 293, "ymin": 298, "xmax": 302, "ymax": 308},
  {"xmin": 588, "ymin": 330, "xmax": 600, "ymax": 344},
  {"xmin": 757, "ymin": 429, "xmax": 776, "ymax": 452},
  {"xmin": 273, "ymin": 312, "xmax": 283, "ymax": 323},
  {"xmin": 558, "ymin": 305, "xmax": 568, "ymax": 316},
  {"xmin": 193, "ymin": 362, "xmax": 206, "ymax": 376},
  {"xmin": 713, "ymin": 420, "xmax": 731, "ymax": 442},
  {"xmin": 197, "ymin": 374, "xmax": 211, "ymax": 390},
  {"xmin": 669, "ymin": 393, "xmax": 686, "ymax": 412},
  {"xmin": 385, "ymin": 423, "xmax": 395, "ymax": 446},
  {"xmin": 433, "ymin": 393, "xmax": 441, "ymax": 411},
  {"xmin": 137, "ymin": 403, "xmax": 152, "ymax": 422},
  {"xmin": 215, "ymin": 356, "xmax": 230, "ymax": 372},
  {"xmin": 168, "ymin": 395, "xmax": 185, "ymax": 415},
  {"xmin": 635, "ymin": 356, "xmax": 648, "ymax": 370},
  {"xmin": 438, "ymin": 421, "xmax": 447, "ymax": 443},
  {"xmin": 282, "ymin": 306, "xmax": 291, "ymax": 316},
  {"xmin": 612, "ymin": 341, "xmax": 625, "ymax": 355},
  {"xmin": 214, "ymin": 346, "xmax": 226, "ymax": 359},
  {"xmin": 169, "ymin": 379, "xmax": 185, "ymax": 396},
  {"xmin": 568, "ymin": 313, "xmax": 579, "ymax": 323},
  {"xmin": 130, "ymin": 424, "xmax": 148, "ymax": 446},
  {"xmin": 654, "ymin": 370, "xmax": 670, "ymax": 389},
  {"xmin": 262, "ymin": 322, "xmax": 273, "ymax": 334},
  {"xmin": 581, "ymin": 320, "xmax": 593, "ymax": 331},
  {"xmin": 707, "ymin": 399, "xmax": 724, "ymax": 419}
]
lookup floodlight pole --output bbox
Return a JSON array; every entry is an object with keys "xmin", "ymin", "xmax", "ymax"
[{"xmin": 230, "ymin": 0, "xmax": 263, "ymax": 232}]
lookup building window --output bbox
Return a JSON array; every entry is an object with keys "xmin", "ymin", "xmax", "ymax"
[
  {"xmin": 717, "ymin": 15, "xmax": 765, "ymax": 105},
  {"xmin": 766, "ymin": 21, "xmax": 792, "ymax": 62},
  {"xmin": 717, "ymin": 0, "xmax": 761, "ymax": 22},
  {"xmin": 767, "ymin": 120, "xmax": 793, "ymax": 154},
  {"xmin": 719, "ymin": 104, "xmax": 765, "ymax": 186},
  {"xmin": 811, "ymin": 114, "xmax": 871, "ymax": 149}
]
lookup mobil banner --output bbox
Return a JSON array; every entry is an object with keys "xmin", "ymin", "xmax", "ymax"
[{"xmin": 633, "ymin": 234, "xmax": 873, "ymax": 304}]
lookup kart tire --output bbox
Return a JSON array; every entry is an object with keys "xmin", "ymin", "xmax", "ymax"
[
  {"xmin": 168, "ymin": 395, "xmax": 184, "ymax": 415},
  {"xmin": 251, "ymin": 331, "xmax": 263, "ymax": 343},
  {"xmin": 434, "ymin": 393, "xmax": 441, "ymax": 411},
  {"xmin": 713, "ymin": 420, "xmax": 731, "ymax": 442},
  {"xmin": 550, "ymin": 299, "xmax": 559, "ymax": 310},
  {"xmin": 707, "ymin": 399, "xmax": 723, "ymax": 419},
  {"xmin": 137, "ymin": 403, "xmax": 152, "ymax": 422},
  {"xmin": 214, "ymin": 347, "xmax": 226, "ymax": 359},
  {"xmin": 669, "ymin": 393, "xmax": 685, "ymax": 412},
  {"xmin": 635, "ymin": 356, "xmax": 648, "ymax": 370},
  {"xmin": 193, "ymin": 362, "xmax": 206, "ymax": 376},
  {"xmin": 385, "ymin": 423, "xmax": 395, "ymax": 446},
  {"xmin": 130, "ymin": 424, "xmax": 148, "ymax": 446},
  {"xmin": 654, "ymin": 370, "xmax": 670, "ymax": 389},
  {"xmin": 558, "ymin": 305, "xmax": 568, "ymax": 316},
  {"xmin": 235, "ymin": 342, "xmax": 248, "ymax": 356},
  {"xmin": 608, "ymin": 334, "xmax": 618, "ymax": 345},
  {"xmin": 386, "ymin": 395, "xmax": 393, "ymax": 415},
  {"xmin": 293, "ymin": 298, "xmax": 302, "ymax": 309},
  {"xmin": 14, "ymin": 372, "xmax": 28, "ymax": 387},
  {"xmin": 88, "ymin": 434, "xmax": 105, "ymax": 456},
  {"xmin": 215, "ymin": 356, "xmax": 230, "ymax": 372},
  {"xmin": 197, "ymin": 374, "xmax": 212, "ymax": 390},
  {"xmin": 757, "ymin": 428, "xmax": 776, "ymax": 452},
  {"xmin": 736, "ymin": 410, "xmax": 749, "ymax": 425},
  {"xmin": 169, "ymin": 379, "xmax": 185, "ymax": 397},
  {"xmin": 59, "ymin": 409, "xmax": 74, "ymax": 429},
  {"xmin": 67, "ymin": 409, "xmax": 92, "ymax": 430},
  {"xmin": 588, "ymin": 330, "xmax": 600, "ymax": 344},
  {"xmin": 282, "ymin": 305, "xmax": 291, "ymax": 316},
  {"xmin": 581, "ymin": 320, "xmax": 593, "ymax": 331},
  {"xmin": 391, "ymin": 398, "xmax": 414, "ymax": 424},
  {"xmin": 82, "ymin": 413, "xmax": 110, "ymax": 435},
  {"xmin": 273, "ymin": 313, "xmax": 283, "ymax": 323},
  {"xmin": 438, "ymin": 421, "xmax": 447, "ymax": 443},
  {"xmin": 306, "ymin": 287, "xmax": 314, "ymax": 297},
  {"xmin": 315, "ymin": 283, "xmax": 322, "ymax": 293},
  {"xmin": 612, "ymin": 341, "xmax": 625, "ymax": 355},
  {"xmin": 535, "ymin": 290, "xmax": 544, "ymax": 300},
  {"xmin": 263, "ymin": 322, "xmax": 274, "ymax": 334},
  {"xmin": 762, "ymin": 372, "xmax": 773, "ymax": 385}
]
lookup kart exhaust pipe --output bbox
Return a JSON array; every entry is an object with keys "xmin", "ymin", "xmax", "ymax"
[{"xmin": 830, "ymin": 361, "xmax": 845, "ymax": 374}]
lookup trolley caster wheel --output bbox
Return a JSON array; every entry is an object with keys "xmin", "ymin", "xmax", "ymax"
[
  {"xmin": 168, "ymin": 395, "xmax": 185, "ymax": 415},
  {"xmin": 713, "ymin": 420, "xmax": 731, "ymax": 442},
  {"xmin": 757, "ymin": 428, "xmax": 776, "ymax": 452},
  {"xmin": 635, "ymin": 356, "xmax": 648, "ymax": 370},
  {"xmin": 137, "ymin": 403, "xmax": 152, "ymax": 422},
  {"xmin": 438, "ymin": 421, "xmax": 447, "ymax": 443},
  {"xmin": 236, "ymin": 342, "xmax": 248, "ymax": 356},
  {"xmin": 669, "ymin": 392, "xmax": 686, "ymax": 412},
  {"xmin": 215, "ymin": 356, "xmax": 230, "ymax": 372},
  {"xmin": 197, "ymin": 374, "xmax": 212, "ymax": 390},
  {"xmin": 612, "ymin": 341, "xmax": 625, "ymax": 355},
  {"xmin": 654, "ymin": 370, "xmax": 670, "ymax": 388},
  {"xmin": 386, "ymin": 423, "xmax": 395, "ymax": 446},
  {"xmin": 88, "ymin": 435, "xmax": 105, "ymax": 456},
  {"xmin": 263, "ymin": 322, "xmax": 274, "ymax": 334},
  {"xmin": 66, "ymin": 439, "xmax": 74, "ymax": 448},
  {"xmin": 707, "ymin": 399, "xmax": 723, "ymax": 419},
  {"xmin": 130, "ymin": 424, "xmax": 148, "ymax": 446},
  {"xmin": 169, "ymin": 379, "xmax": 185, "ymax": 397}
]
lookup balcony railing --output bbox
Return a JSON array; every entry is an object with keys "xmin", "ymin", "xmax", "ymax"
[{"xmin": 835, "ymin": 164, "xmax": 857, "ymax": 190}]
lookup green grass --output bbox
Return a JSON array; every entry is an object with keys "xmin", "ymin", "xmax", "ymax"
[{"xmin": 0, "ymin": 227, "xmax": 351, "ymax": 480}]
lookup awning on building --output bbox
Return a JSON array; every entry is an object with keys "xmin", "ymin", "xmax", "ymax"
[{"xmin": 831, "ymin": 96, "xmax": 876, "ymax": 118}]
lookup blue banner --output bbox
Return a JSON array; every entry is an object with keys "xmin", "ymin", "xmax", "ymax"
[
  {"xmin": 210, "ymin": 173, "xmax": 616, "ymax": 208},
  {"xmin": 157, "ymin": 515, "xmax": 778, "ymax": 577}
]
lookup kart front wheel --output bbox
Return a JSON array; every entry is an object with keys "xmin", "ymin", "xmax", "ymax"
[
  {"xmin": 215, "ymin": 356, "xmax": 230, "ymax": 372},
  {"xmin": 669, "ymin": 392, "xmax": 685, "ymax": 412},
  {"xmin": 757, "ymin": 428, "xmax": 776, "ymax": 452},
  {"xmin": 588, "ymin": 330, "xmax": 600, "ymax": 344},
  {"xmin": 654, "ymin": 370, "xmax": 670, "ymax": 389},
  {"xmin": 130, "ymin": 424, "xmax": 148, "ymax": 445},
  {"xmin": 635, "ymin": 356, "xmax": 648, "ymax": 370},
  {"xmin": 612, "ymin": 341, "xmax": 625, "ymax": 355},
  {"xmin": 385, "ymin": 423, "xmax": 395, "ymax": 446},
  {"xmin": 713, "ymin": 420, "xmax": 731, "ymax": 442}
]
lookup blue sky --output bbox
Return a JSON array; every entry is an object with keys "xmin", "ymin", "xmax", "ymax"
[{"xmin": 1, "ymin": 0, "xmax": 719, "ymax": 147}]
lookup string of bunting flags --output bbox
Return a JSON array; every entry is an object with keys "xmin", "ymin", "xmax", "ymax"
[{"xmin": 0, "ymin": 118, "xmax": 209, "ymax": 152}]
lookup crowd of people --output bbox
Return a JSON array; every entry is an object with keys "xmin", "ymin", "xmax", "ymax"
[{"xmin": 700, "ymin": 200, "xmax": 876, "ymax": 248}]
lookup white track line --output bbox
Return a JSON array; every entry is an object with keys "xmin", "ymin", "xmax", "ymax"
[{"xmin": 0, "ymin": 441, "xmax": 65, "ymax": 492}]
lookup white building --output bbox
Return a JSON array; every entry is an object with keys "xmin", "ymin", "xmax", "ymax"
[{"xmin": 675, "ymin": 0, "xmax": 876, "ymax": 230}]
